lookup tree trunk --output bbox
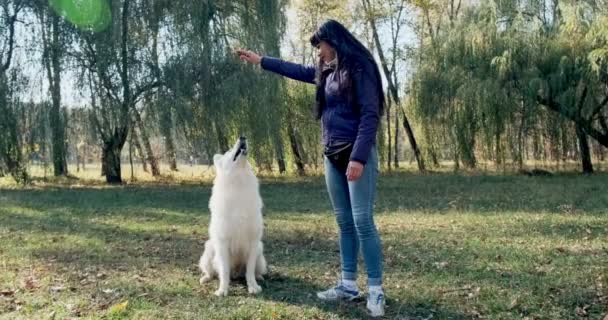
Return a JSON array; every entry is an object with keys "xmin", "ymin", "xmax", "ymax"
[
  {"xmin": 160, "ymin": 109, "xmax": 178, "ymax": 171},
  {"xmin": 276, "ymin": 154, "xmax": 286, "ymax": 174},
  {"xmin": 165, "ymin": 129, "xmax": 178, "ymax": 171},
  {"xmin": 46, "ymin": 13, "xmax": 67, "ymax": 176},
  {"xmin": 100, "ymin": 0, "xmax": 130, "ymax": 185},
  {"xmin": 561, "ymin": 120, "xmax": 568, "ymax": 163},
  {"xmin": 102, "ymin": 140, "xmax": 123, "ymax": 184},
  {"xmin": 495, "ymin": 131, "xmax": 503, "ymax": 166},
  {"xmin": 272, "ymin": 131, "xmax": 286, "ymax": 174},
  {"xmin": 517, "ymin": 100, "xmax": 526, "ymax": 170},
  {"xmin": 576, "ymin": 124, "xmax": 593, "ymax": 174},
  {"xmin": 130, "ymin": 128, "xmax": 148, "ymax": 172},
  {"xmin": 287, "ymin": 121, "xmax": 305, "ymax": 176},
  {"xmin": 401, "ymin": 108, "xmax": 426, "ymax": 171},
  {"xmin": 394, "ymin": 106, "xmax": 400, "ymax": 168},
  {"xmin": 133, "ymin": 108, "xmax": 160, "ymax": 176},
  {"xmin": 386, "ymin": 96, "xmax": 392, "ymax": 170},
  {"xmin": 129, "ymin": 132, "xmax": 134, "ymax": 181}
]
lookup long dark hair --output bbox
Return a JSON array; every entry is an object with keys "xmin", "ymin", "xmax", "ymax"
[{"xmin": 309, "ymin": 19, "xmax": 385, "ymax": 119}]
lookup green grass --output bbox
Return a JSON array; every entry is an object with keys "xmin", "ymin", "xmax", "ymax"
[{"xmin": 1, "ymin": 171, "xmax": 607, "ymax": 319}]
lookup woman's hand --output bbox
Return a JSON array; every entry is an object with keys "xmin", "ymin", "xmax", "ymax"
[
  {"xmin": 346, "ymin": 161, "xmax": 364, "ymax": 181},
  {"xmin": 236, "ymin": 49, "xmax": 262, "ymax": 65}
]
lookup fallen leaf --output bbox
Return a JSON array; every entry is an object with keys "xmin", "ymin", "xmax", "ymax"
[
  {"xmin": 575, "ymin": 305, "xmax": 589, "ymax": 317},
  {"xmin": 469, "ymin": 308, "xmax": 482, "ymax": 318},
  {"xmin": 71, "ymin": 308, "xmax": 82, "ymax": 316},
  {"xmin": 50, "ymin": 285, "xmax": 65, "ymax": 293},
  {"xmin": 109, "ymin": 300, "xmax": 129, "ymax": 314},
  {"xmin": 534, "ymin": 264, "xmax": 553, "ymax": 275},
  {"xmin": 23, "ymin": 277, "xmax": 39, "ymax": 291},
  {"xmin": 467, "ymin": 287, "xmax": 481, "ymax": 299},
  {"xmin": 0, "ymin": 289, "xmax": 15, "ymax": 296}
]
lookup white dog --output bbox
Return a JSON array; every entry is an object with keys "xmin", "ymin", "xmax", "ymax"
[{"xmin": 199, "ymin": 137, "xmax": 267, "ymax": 296}]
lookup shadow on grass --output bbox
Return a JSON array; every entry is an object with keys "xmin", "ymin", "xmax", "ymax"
[
  {"xmin": 0, "ymin": 208, "xmax": 204, "ymax": 272},
  {"xmin": 2, "ymin": 171, "xmax": 608, "ymax": 216},
  {"xmin": 256, "ymin": 273, "xmax": 471, "ymax": 319}
]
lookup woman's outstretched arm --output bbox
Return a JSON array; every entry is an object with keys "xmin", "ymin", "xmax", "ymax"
[{"xmin": 236, "ymin": 49, "xmax": 316, "ymax": 84}]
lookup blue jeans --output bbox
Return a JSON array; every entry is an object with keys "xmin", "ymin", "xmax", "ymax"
[{"xmin": 324, "ymin": 146, "xmax": 383, "ymax": 286}]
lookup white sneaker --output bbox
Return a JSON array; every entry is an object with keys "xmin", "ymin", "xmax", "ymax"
[
  {"xmin": 366, "ymin": 289, "xmax": 385, "ymax": 317},
  {"xmin": 316, "ymin": 281, "xmax": 360, "ymax": 301}
]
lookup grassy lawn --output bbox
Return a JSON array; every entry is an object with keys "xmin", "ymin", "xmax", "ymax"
[{"xmin": 1, "ymin": 171, "xmax": 607, "ymax": 319}]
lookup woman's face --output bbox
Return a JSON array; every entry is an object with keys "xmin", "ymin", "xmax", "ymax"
[{"xmin": 316, "ymin": 41, "xmax": 336, "ymax": 63}]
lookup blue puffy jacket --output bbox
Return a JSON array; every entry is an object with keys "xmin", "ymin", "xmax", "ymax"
[{"xmin": 261, "ymin": 56, "xmax": 380, "ymax": 165}]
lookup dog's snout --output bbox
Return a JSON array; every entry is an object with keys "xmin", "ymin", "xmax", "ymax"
[{"xmin": 239, "ymin": 137, "xmax": 247, "ymax": 151}]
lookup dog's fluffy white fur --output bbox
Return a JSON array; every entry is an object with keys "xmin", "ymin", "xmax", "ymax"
[{"xmin": 199, "ymin": 138, "xmax": 267, "ymax": 296}]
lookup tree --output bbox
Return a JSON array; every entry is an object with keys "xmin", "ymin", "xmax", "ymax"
[
  {"xmin": 77, "ymin": 0, "xmax": 160, "ymax": 183},
  {"xmin": 408, "ymin": 0, "xmax": 608, "ymax": 173},
  {"xmin": 0, "ymin": 0, "xmax": 28, "ymax": 183},
  {"xmin": 36, "ymin": 1, "xmax": 68, "ymax": 176},
  {"xmin": 361, "ymin": 0, "xmax": 426, "ymax": 172}
]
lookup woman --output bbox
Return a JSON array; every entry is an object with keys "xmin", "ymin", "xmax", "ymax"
[{"xmin": 237, "ymin": 19, "xmax": 385, "ymax": 317}]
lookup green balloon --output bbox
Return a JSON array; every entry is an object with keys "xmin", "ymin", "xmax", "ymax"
[{"xmin": 50, "ymin": 0, "xmax": 111, "ymax": 32}]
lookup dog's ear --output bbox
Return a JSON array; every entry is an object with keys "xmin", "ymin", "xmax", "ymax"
[{"xmin": 213, "ymin": 154, "xmax": 223, "ymax": 168}]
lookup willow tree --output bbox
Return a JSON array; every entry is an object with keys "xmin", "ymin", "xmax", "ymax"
[
  {"xmin": 74, "ymin": 0, "xmax": 160, "ymax": 183},
  {"xmin": 532, "ymin": 3, "xmax": 608, "ymax": 173},
  {"xmin": 409, "ymin": 0, "xmax": 608, "ymax": 173},
  {"xmin": 494, "ymin": 1, "xmax": 608, "ymax": 172},
  {"xmin": 143, "ymin": 0, "xmax": 177, "ymax": 171},
  {"xmin": 164, "ymin": 0, "xmax": 242, "ymax": 160},
  {"xmin": 162, "ymin": 0, "xmax": 288, "ymax": 172},
  {"xmin": 0, "ymin": 0, "xmax": 28, "ymax": 183},
  {"xmin": 237, "ymin": 0, "xmax": 288, "ymax": 173},
  {"xmin": 126, "ymin": 0, "xmax": 176, "ymax": 176}
]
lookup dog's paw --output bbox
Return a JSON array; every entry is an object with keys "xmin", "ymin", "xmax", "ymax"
[
  {"xmin": 214, "ymin": 288, "xmax": 228, "ymax": 297},
  {"xmin": 255, "ymin": 275, "xmax": 264, "ymax": 281},
  {"xmin": 247, "ymin": 283, "xmax": 262, "ymax": 294},
  {"xmin": 199, "ymin": 275, "xmax": 211, "ymax": 284}
]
